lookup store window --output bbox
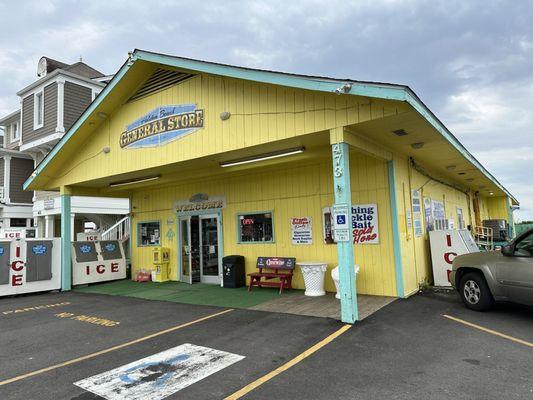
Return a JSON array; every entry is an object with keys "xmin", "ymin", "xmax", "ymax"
[
  {"xmin": 238, "ymin": 212, "xmax": 273, "ymax": 243},
  {"xmin": 137, "ymin": 221, "xmax": 160, "ymax": 246},
  {"xmin": 10, "ymin": 218, "xmax": 28, "ymax": 227}
]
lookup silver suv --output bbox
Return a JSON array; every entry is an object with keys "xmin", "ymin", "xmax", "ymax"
[{"xmin": 450, "ymin": 228, "xmax": 533, "ymax": 311}]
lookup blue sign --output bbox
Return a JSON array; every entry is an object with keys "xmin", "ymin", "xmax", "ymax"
[
  {"xmin": 80, "ymin": 245, "xmax": 92, "ymax": 254},
  {"xmin": 120, "ymin": 104, "xmax": 204, "ymax": 149},
  {"xmin": 336, "ymin": 215, "xmax": 346, "ymax": 225},
  {"xmin": 104, "ymin": 243, "xmax": 116, "ymax": 252},
  {"xmin": 0, "ymin": 247, "xmax": 4, "ymax": 256},
  {"xmin": 32, "ymin": 244, "xmax": 47, "ymax": 255}
]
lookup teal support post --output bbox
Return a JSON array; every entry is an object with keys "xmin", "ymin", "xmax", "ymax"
[
  {"xmin": 61, "ymin": 194, "xmax": 72, "ymax": 291},
  {"xmin": 332, "ymin": 142, "xmax": 358, "ymax": 323},
  {"xmin": 387, "ymin": 160, "xmax": 405, "ymax": 298},
  {"xmin": 507, "ymin": 198, "xmax": 515, "ymax": 239}
]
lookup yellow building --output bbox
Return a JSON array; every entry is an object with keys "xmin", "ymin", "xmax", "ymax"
[{"xmin": 25, "ymin": 50, "xmax": 518, "ymax": 323}]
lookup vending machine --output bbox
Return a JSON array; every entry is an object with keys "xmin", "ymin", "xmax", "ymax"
[{"xmin": 429, "ymin": 229, "xmax": 479, "ymax": 287}]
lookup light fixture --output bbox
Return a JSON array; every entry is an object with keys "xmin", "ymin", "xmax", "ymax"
[
  {"xmin": 102, "ymin": 146, "xmax": 111, "ymax": 154},
  {"xmin": 489, "ymin": 191, "xmax": 494, "ymax": 196},
  {"xmin": 334, "ymin": 83, "xmax": 352, "ymax": 95},
  {"xmin": 220, "ymin": 111, "xmax": 231, "ymax": 121},
  {"xmin": 466, "ymin": 178, "xmax": 474, "ymax": 182},
  {"xmin": 445, "ymin": 165, "xmax": 456, "ymax": 171},
  {"xmin": 97, "ymin": 112, "xmax": 108, "ymax": 119},
  {"xmin": 410, "ymin": 142, "xmax": 424, "ymax": 150},
  {"xmin": 109, "ymin": 175, "xmax": 160, "ymax": 187},
  {"xmin": 220, "ymin": 147, "xmax": 305, "ymax": 168},
  {"xmin": 392, "ymin": 129, "xmax": 408, "ymax": 136}
]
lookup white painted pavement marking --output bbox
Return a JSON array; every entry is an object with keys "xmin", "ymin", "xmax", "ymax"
[{"xmin": 74, "ymin": 343, "xmax": 245, "ymax": 400}]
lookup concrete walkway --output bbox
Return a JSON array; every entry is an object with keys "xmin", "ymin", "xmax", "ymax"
[{"xmin": 251, "ymin": 292, "xmax": 396, "ymax": 320}]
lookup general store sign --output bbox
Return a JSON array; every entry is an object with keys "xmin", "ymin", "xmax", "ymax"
[
  {"xmin": 174, "ymin": 196, "xmax": 226, "ymax": 213},
  {"xmin": 120, "ymin": 104, "xmax": 204, "ymax": 149}
]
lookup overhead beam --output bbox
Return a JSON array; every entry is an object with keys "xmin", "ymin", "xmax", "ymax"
[{"xmin": 330, "ymin": 127, "xmax": 392, "ymax": 161}]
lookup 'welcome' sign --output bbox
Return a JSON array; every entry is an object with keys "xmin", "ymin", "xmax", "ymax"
[{"xmin": 120, "ymin": 104, "xmax": 204, "ymax": 149}]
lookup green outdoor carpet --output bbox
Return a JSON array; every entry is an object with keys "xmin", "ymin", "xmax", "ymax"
[{"xmin": 74, "ymin": 280, "xmax": 300, "ymax": 309}]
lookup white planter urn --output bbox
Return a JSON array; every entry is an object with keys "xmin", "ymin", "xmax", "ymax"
[
  {"xmin": 297, "ymin": 262, "xmax": 328, "ymax": 296},
  {"xmin": 331, "ymin": 264, "xmax": 360, "ymax": 299}
]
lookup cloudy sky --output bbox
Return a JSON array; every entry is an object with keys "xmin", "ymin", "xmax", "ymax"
[{"xmin": 1, "ymin": 0, "xmax": 532, "ymax": 220}]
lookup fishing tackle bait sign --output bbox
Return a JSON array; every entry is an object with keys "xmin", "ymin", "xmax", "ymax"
[{"xmin": 120, "ymin": 104, "xmax": 204, "ymax": 149}]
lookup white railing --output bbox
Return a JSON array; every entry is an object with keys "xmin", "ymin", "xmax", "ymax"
[
  {"xmin": 102, "ymin": 216, "xmax": 130, "ymax": 241},
  {"xmin": 474, "ymin": 226, "xmax": 493, "ymax": 251}
]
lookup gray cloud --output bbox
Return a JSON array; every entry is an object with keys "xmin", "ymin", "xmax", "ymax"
[{"xmin": 0, "ymin": 0, "xmax": 531, "ymax": 219}]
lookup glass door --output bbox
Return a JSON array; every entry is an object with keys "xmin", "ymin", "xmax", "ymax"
[
  {"xmin": 200, "ymin": 214, "xmax": 220, "ymax": 284},
  {"xmin": 190, "ymin": 216, "xmax": 201, "ymax": 283},
  {"xmin": 179, "ymin": 217, "xmax": 192, "ymax": 284}
]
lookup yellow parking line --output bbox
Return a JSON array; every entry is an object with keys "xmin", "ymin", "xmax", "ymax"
[
  {"xmin": 0, "ymin": 308, "xmax": 234, "ymax": 387},
  {"xmin": 225, "ymin": 324, "xmax": 352, "ymax": 400},
  {"xmin": 443, "ymin": 314, "xmax": 533, "ymax": 348}
]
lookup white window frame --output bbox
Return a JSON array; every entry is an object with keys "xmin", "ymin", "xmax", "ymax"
[
  {"xmin": 91, "ymin": 89, "xmax": 101, "ymax": 101},
  {"xmin": 10, "ymin": 121, "xmax": 20, "ymax": 143},
  {"xmin": 33, "ymin": 90, "xmax": 44, "ymax": 130}
]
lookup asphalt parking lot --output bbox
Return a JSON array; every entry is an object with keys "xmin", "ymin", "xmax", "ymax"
[{"xmin": 1, "ymin": 289, "xmax": 532, "ymax": 399}]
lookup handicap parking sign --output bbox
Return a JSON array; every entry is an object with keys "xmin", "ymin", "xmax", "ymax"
[{"xmin": 336, "ymin": 215, "xmax": 346, "ymax": 225}]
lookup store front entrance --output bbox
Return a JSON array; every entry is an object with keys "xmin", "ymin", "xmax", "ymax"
[{"xmin": 178, "ymin": 213, "xmax": 221, "ymax": 285}]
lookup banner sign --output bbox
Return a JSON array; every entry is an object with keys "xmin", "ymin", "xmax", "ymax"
[
  {"xmin": 0, "ymin": 229, "xmax": 36, "ymax": 239},
  {"xmin": 412, "ymin": 190, "xmax": 423, "ymax": 237},
  {"xmin": 352, "ymin": 204, "xmax": 379, "ymax": 244},
  {"xmin": 120, "ymin": 104, "xmax": 204, "ymax": 149},
  {"xmin": 257, "ymin": 257, "xmax": 296, "ymax": 270},
  {"xmin": 290, "ymin": 217, "xmax": 313, "ymax": 245},
  {"xmin": 174, "ymin": 196, "xmax": 226, "ymax": 213}
]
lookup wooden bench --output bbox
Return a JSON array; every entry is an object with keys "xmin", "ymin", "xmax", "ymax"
[{"xmin": 248, "ymin": 257, "xmax": 296, "ymax": 294}]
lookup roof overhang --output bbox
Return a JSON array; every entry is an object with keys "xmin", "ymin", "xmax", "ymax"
[
  {"xmin": 24, "ymin": 49, "xmax": 519, "ymax": 205},
  {"xmin": 17, "ymin": 69, "xmax": 105, "ymax": 97},
  {"xmin": 0, "ymin": 109, "xmax": 21, "ymax": 125}
]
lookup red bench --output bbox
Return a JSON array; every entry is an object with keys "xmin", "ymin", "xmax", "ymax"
[{"xmin": 248, "ymin": 257, "xmax": 296, "ymax": 294}]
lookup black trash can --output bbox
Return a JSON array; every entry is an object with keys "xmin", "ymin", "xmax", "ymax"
[{"xmin": 222, "ymin": 255, "xmax": 246, "ymax": 288}]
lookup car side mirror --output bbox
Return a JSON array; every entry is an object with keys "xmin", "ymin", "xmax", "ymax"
[{"xmin": 501, "ymin": 245, "xmax": 513, "ymax": 256}]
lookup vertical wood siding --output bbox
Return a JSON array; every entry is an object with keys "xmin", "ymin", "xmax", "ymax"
[{"xmin": 130, "ymin": 154, "xmax": 397, "ymax": 297}]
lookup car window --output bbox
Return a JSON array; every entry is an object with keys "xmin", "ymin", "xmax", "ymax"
[{"xmin": 514, "ymin": 232, "xmax": 533, "ymax": 257}]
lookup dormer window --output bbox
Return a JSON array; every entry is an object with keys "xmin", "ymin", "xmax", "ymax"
[
  {"xmin": 34, "ymin": 90, "xmax": 44, "ymax": 129},
  {"xmin": 10, "ymin": 121, "xmax": 19, "ymax": 143}
]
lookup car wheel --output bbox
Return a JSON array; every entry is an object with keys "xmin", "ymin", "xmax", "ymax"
[{"xmin": 459, "ymin": 272, "xmax": 494, "ymax": 311}]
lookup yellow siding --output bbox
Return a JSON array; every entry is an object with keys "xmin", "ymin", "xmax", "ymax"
[
  {"xmin": 486, "ymin": 196, "xmax": 509, "ymax": 220},
  {"xmin": 48, "ymin": 71, "xmax": 407, "ymax": 189},
  {"xmin": 393, "ymin": 157, "xmax": 473, "ymax": 290},
  {"xmin": 130, "ymin": 153, "xmax": 397, "ymax": 297}
]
